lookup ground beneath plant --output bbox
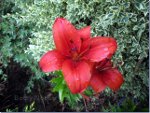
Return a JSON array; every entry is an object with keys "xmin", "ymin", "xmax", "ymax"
[{"xmin": 0, "ymin": 61, "xmax": 149, "ymax": 112}]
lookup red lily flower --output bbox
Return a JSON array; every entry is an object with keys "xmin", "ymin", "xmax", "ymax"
[
  {"xmin": 90, "ymin": 59, "xmax": 124, "ymax": 93},
  {"xmin": 39, "ymin": 18, "xmax": 117, "ymax": 94}
]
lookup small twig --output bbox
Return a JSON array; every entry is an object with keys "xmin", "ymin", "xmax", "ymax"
[
  {"xmin": 135, "ymin": 59, "xmax": 144, "ymax": 71},
  {"xmin": 0, "ymin": 80, "xmax": 7, "ymax": 84},
  {"xmin": 40, "ymin": 78, "xmax": 51, "ymax": 87},
  {"xmin": 61, "ymin": 103, "xmax": 65, "ymax": 112},
  {"xmin": 1, "ymin": 95, "xmax": 11, "ymax": 103},
  {"xmin": 0, "ymin": 103, "xmax": 14, "ymax": 111},
  {"xmin": 38, "ymin": 84, "xmax": 46, "ymax": 111},
  {"xmin": 83, "ymin": 97, "xmax": 88, "ymax": 112}
]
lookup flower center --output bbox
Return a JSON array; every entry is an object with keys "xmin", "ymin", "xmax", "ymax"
[
  {"xmin": 71, "ymin": 47, "xmax": 80, "ymax": 61},
  {"xmin": 69, "ymin": 39, "xmax": 91, "ymax": 61},
  {"xmin": 69, "ymin": 40, "xmax": 80, "ymax": 61}
]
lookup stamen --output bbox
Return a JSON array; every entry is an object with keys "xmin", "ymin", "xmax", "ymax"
[
  {"xmin": 99, "ymin": 67, "xmax": 112, "ymax": 71},
  {"xmin": 71, "ymin": 47, "xmax": 77, "ymax": 51},
  {"xmin": 70, "ymin": 40, "xmax": 73, "ymax": 43},
  {"xmin": 89, "ymin": 45, "xmax": 92, "ymax": 49},
  {"xmin": 78, "ymin": 45, "xmax": 92, "ymax": 58},
  {"xmin": 80, "ymin": 38, "xmax": 84, "ymax": 42}
]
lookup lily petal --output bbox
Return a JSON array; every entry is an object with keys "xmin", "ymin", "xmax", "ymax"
[
  {"xmin": 101, "ymin": 68, "xmax": 124, "ymax": 91},
  {"xmin": 90, "ymin": 71, "xmax": 106, "ymax": 93},
  {"xmin": 62, "ymin": 60, "xmax": 91, "ymax": 94},
  {"xmin": 53, "ymin": 18, "xmax": 81, "ymax": 56},
  {"xmin": 82, "ymin": 37, "xmax": 117, "ymax": 62},
  {"xmin": 39, "ymin": 50, "xmax": 64, "ymax": 72},
  {"xmin": 78, "ymin": 26, "xmax": 91, "ymax": 41}
]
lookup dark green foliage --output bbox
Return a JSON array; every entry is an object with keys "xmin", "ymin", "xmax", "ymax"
[{"xmin": 102, "ymin": 97, "xmax": 149, "ymax": 112}]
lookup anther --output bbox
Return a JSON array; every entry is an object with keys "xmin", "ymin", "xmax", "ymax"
[{"xmin": 70, "ymin": 40, "xmax": 73, "ymax": 43}]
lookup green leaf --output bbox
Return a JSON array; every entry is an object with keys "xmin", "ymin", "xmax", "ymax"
[
  {"xmin": 109, "ymin": 6, "xmax": 119, "ymax": 11},
  {"xmin": 133, "ymin": 25, "xmax": 139, "ymax": 31}
]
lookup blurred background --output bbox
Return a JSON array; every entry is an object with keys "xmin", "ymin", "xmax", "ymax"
[{"xmin": 0, "ymin": 0, "xmax": 149, "ymax": 112}]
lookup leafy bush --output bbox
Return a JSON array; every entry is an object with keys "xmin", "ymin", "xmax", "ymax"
[
  {"xmin": 102, "ymin": 97, "xmax": 149, "ymax": 112},
  {"xmin": 0, "ymin": 0, "xmax": 149, "ymax": 110}
]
